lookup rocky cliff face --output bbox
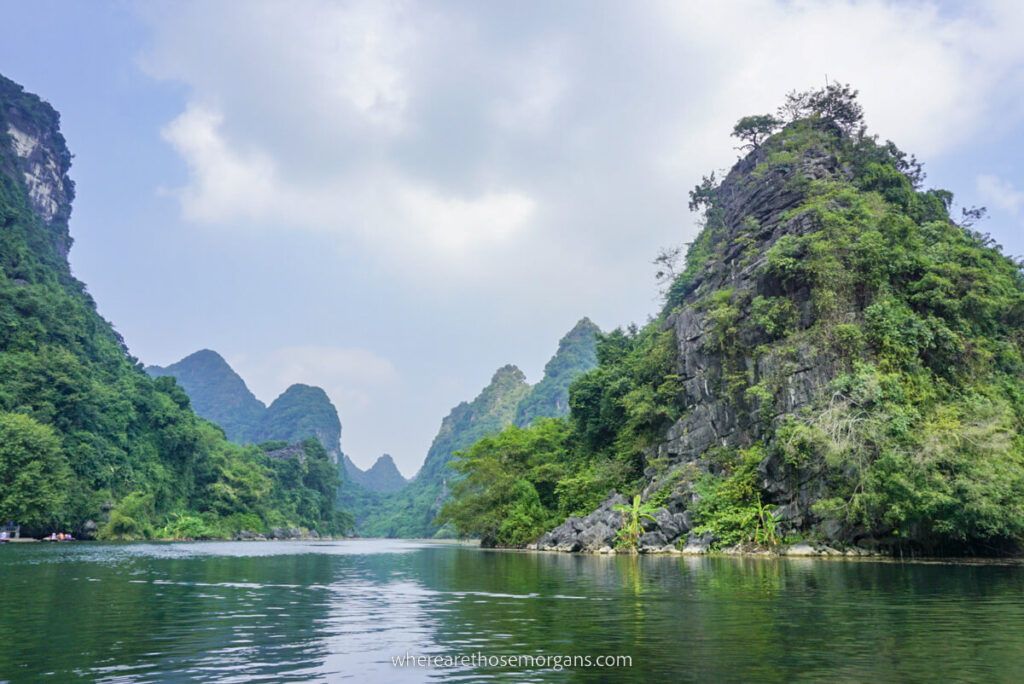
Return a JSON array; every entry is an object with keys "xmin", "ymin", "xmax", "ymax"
[
  {"xmin": 538, "ymin": 143, "xmax": 839, "ymax": 552},
  {"xmin": 650, "ymin": 144, "xmax": 842, "ymax": 503},
  {"xmin": 538, "ymin": 103, "xmax": 1024, "ymax": 554},
  {"xmin": 0, "ymin": 77, "xmax": 74, "ymax": 260}
]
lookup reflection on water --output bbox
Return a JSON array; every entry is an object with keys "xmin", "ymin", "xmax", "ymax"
[{"xmin": 2, "ymin": 540, "xmax": 1024, "ymax": 681}]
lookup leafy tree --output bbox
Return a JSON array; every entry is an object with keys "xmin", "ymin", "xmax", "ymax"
[
  {"xmin": 0, "ymin": 412, "xmax": 70, "ymax": 533},
  {"xmin": 731, "ymin": 114, "xmax": 781, "ymax": 151},
  {"xmin": 437, "ymin": 419, "xmax": 570, "ymax": 546},
  {"xmin": 778, "ymin": 82, "xmax": 864, "ymax": 134},
  {"xmin": 0, "ymin": 74, "xmax": 357, "ymax": 539}
]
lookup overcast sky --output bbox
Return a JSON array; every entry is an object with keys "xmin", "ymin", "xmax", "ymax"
[{"xmin": 2, "ymin": 1, "xmax": 1022, "ymax": 475}]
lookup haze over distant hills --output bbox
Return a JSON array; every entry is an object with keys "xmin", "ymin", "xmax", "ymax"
[
  {"xmin": 342, "ymin": 454, "xmax": 407, "ymax": 494},
  {"xmin": 348, "ymin": 318, "xmax": 600, "ymax": 538},
  {"xmin": 148, "ymin": 317, "xmax": 599, "ymax": 523},
  {"xmin": 147, "ymin": 350, "xmax": 342, "ymax": 460},
  {"xmin": 147, "ymin": 350, "xmax": 411, "ymax": 494}
]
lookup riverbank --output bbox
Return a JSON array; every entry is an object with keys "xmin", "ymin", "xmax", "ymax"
[{"xmin": 524, "ymin": 540, "xmax": 880, "ymax": 557}]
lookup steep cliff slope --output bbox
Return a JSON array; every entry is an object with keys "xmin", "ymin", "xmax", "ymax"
[
  {"xmin": 343, "ymin": 453, "xmax": 407, "ymax": 493},
  {"xmin": 356, "ymin": 365, "xmax": 530, "ymax": 537},
  {"xmin": 147, "ymin": 350, "xmax": 266, "ymax": 443},
  {"xmin": 514, "ymin": 317, "xmax": 599, "ymax": 426},
  {"xmin": 352, "ymin": 318, "xmax": 602, "ymax": 538},
  {"xmin": 0, "ymin": 74, "xmax": 346, "ymax": 538},
  {"xmin": 446, "ymin": 85, "xmax": 1024, "ymax": 555}
]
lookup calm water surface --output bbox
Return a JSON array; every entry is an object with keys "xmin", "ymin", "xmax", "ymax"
[{"xmin": 1, "ymin": 540, "xmax": 1023, "ymax": 682}]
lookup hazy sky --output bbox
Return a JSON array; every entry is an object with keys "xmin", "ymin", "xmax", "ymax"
[{"xmin": 2, "ymin": 1, "xmax": 1022, "ymax": 475}]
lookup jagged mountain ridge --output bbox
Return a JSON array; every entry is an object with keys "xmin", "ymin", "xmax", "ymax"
[
  {"xmin": 147, "ymin": 352, "xmax": 343, "ymax": 460},
  {"xmin": 343, "ymin": 453, "xmax": 407, "ymax": 493},
  {"xmin": 351, "ymin": 319, "xmax": 600, "ymax": 538}
]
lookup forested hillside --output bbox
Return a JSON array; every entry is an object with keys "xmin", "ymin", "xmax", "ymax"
[
  {"xmin": 442, "ymin": 85, "xmax": 1024, "ymax": 555},
  {"xmin": 149, "ymin": 353, "xmax": 344, "ymax": 461},
  {"xmin": 147, "ymin": 350, "xmax": 266, "ymax": 443},
  {"xmin": 0, "ymin": 74, "xmax": 348, "ymax": 539},
  {"xmin": 348, "ymin": 319, "xmax": 599, "ymax": 537}
]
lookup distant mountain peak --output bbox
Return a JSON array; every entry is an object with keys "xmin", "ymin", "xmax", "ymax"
[
  {"xmin": 148, "ymin": 352, "xmax": 343, "ymax": 459},
  {"xmin": 490, "ymin": 364, "xmax": 526, "ymax": 383},
  {"xmin": 146, "ymin": 348, "xmax": 265, "ymax": 443},
  {"xmin": 514, "ymin": 318, "xmax": 600, "ymax": 427},
  {"xmin": 344, "ymin": 453, "xmax": 408, "ymax": 494}
]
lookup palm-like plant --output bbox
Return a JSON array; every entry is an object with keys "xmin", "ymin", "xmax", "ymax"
[
  {"xmin": 613, "ymin": 494, "xmax": 660, "ymax": 551},
  {"xmin": 754, "ymin": 495, "xmax": 781, "ymax": 546}
]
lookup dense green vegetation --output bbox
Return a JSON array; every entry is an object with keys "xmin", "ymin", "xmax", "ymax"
[
  {"xmin": 438, "ymin": 324, "xmax": 684, "ymax": 546},
  {"xmin": 514, "ymin": 317, "xmax": 599, "ymax": 427},
  {"xmin": 148, "ymin": 354, "xmax": 343, "ymax": 459},
  {"xmin": 351, "ymin": 319, "xmax": 599, "ymax": 538},
  {"xmin": 0, "ymin": 74, "xmax": 349, "ymax": 539},
  {"xmin": 442, "ymin": 84, "xmax": 1024, "ymax": 554},
  {"xmin": 353, "ymin": 365, "xmax": 531, "ymax": 538},
  {"xmin": 147, "ymin": 350, "xmax": 266, "ymax": 443},
  {"xmin": 253, "ymin": 384, "xmax": 341, "ymax": 453}
]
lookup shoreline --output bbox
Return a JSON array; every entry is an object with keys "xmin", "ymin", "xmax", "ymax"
[
  {"xmin": 9, "ymin": 536, "xmax": 1023, "ymax": 564},
  {"xmin": 512, "ymin": 541, "xmax": 1024, "ymax": 564}
]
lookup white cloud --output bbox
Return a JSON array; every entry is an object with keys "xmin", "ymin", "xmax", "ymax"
[
  {"xmin": 977, "ymin": 174, "xmax": 1024, "ymax": 214},
  {"xmin": 159, "ymin": 99, "xmax": 535, "ymax": 270},
  {"xmin": 160, "ymin": 104, "xmax": 279, "ymax": 222},
  {"xmin": 142, "ymin": 1, "xmax": 1024, "ymax": 282},
  {"xmin": 133, "ymin": 0, "xmax": 1024, "ymax": 467}
]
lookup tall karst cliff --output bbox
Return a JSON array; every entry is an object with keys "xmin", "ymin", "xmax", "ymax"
[
  {"xmin": 0, "ymin": 74, "xmax": 346, "ymax": 538},
  {"xmin": 452, "ymin": 86, "xmax": 1024, "ymax": 555},
  {"xmin": 514, "ymin": 317, "xmax": 599, "ymax": 427}
]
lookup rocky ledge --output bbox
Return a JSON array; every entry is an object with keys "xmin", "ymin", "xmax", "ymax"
[
  {"xmin": 233, "ymin": 527, "xmax": 324, "ymax": 541},
  {"xmin": 529, "ymin": 492, "xmax": 878, "ymax": 556}
]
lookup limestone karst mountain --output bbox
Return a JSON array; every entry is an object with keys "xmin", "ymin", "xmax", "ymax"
[
  {"xmin": 343, "ymin": 453, "xmax": 407, "ymax": 494},
  {"xmin": 148, "ymin": 354, "xmax": 343, "ymax": 461},
  {"xmin": 0, "ymin": 74, "xmax": 346, "ymax": 538}
]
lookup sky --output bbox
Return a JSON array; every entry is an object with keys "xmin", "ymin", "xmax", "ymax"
[{"xmin": 2, "ymin": 0, "xmax": 1022, "ymax": 476}]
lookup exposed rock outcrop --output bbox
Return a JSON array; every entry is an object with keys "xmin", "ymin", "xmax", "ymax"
[{"xmin": 1, "ymin": 77, "xmax": 75, "ymax": 262}]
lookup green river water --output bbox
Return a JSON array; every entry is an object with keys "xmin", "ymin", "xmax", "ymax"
[{"xmin": 1, "ymin": 540, "xmax": 1022, "ymax": 682}]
